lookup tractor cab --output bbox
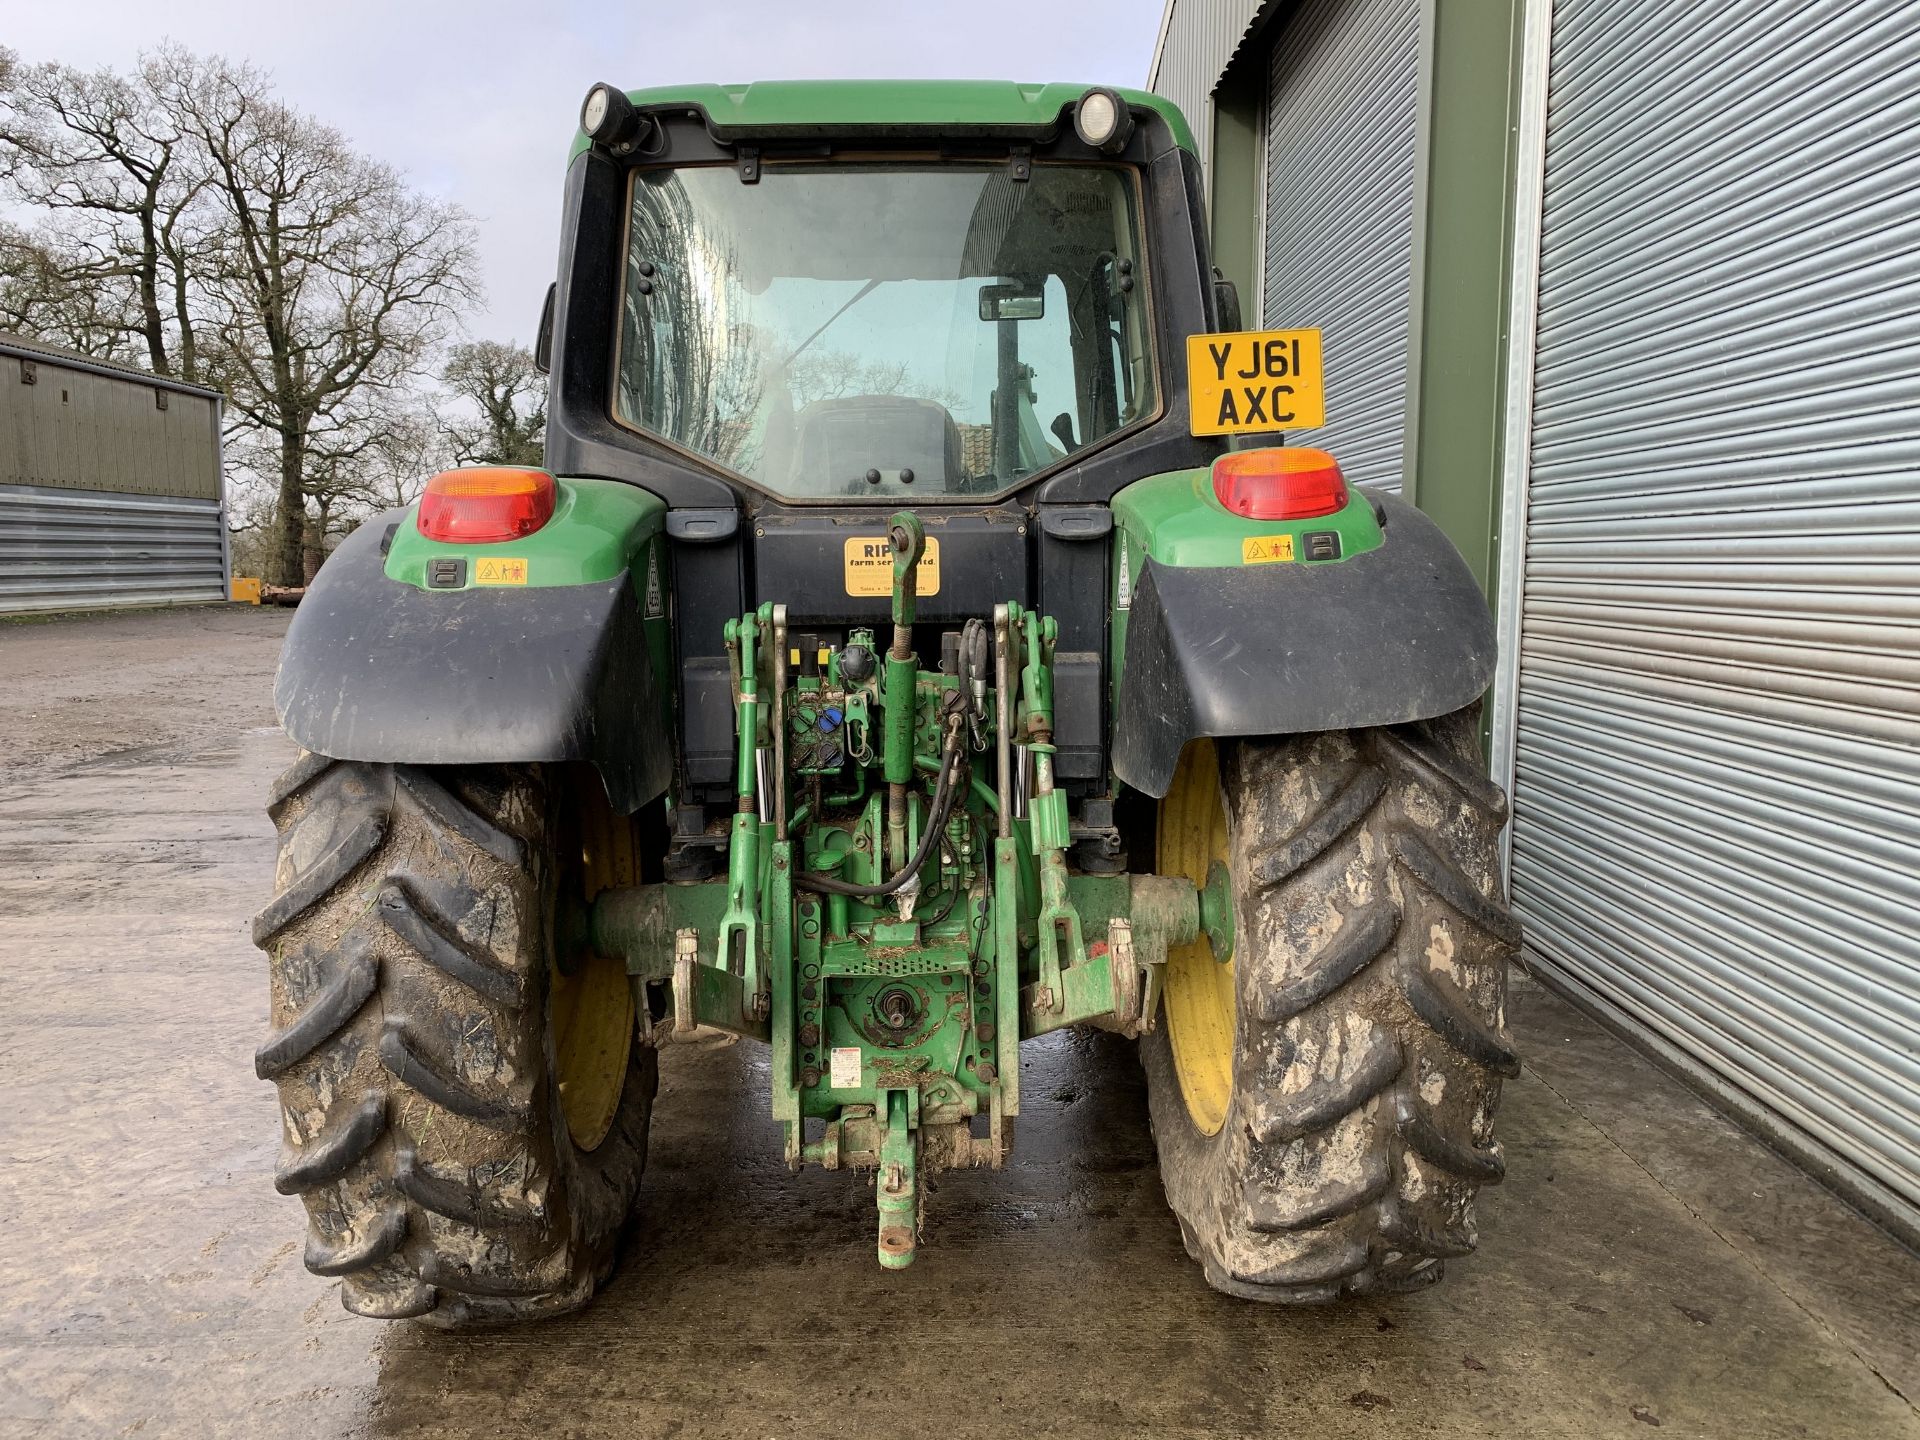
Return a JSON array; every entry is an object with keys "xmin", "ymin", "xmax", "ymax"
[{"xmin": 540, "ymin": 82, "xmax": 1225, "ymax": 849}]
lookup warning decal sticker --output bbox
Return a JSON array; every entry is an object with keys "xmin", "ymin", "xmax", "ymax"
[
  {"xmin": 830, "ymin": 1046, "xmax": 863, "ymax": 1089},
  {"xmin": 475, "ymin": 556, "xmax": 529, "ymax": 585},
  {"xmin": 1241, "ymin": 534, "xmax": 1296, "ymax": 566}
]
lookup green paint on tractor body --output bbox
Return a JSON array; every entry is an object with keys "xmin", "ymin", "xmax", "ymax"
[
  {"xmin": 1107, "ymin": 467, "xmax": 1385, "ymax": 699},
  {"xmin": 1110, "ymin": 465, "xmax": 1384, "ymax": 571},
  {"xmin": 384, "ymin": 476, "xmax": 664, "ymax": 590}
]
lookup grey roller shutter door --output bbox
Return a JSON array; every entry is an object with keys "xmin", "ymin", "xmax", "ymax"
[
  {"xmin": 1261, "ymin": 0, "xmax": 1419, "ymax": 492},
  {"xmin": 0, "ymin": 485, "xmax": 228, "ymax": 614},
  {"xmin": 1514, "ymin": 0, "xmax": 1920, "ymax": 1236}
]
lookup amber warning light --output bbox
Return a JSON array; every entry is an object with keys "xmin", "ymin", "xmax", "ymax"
[
  {"xmin": 417, "ymin": 467, "xmax": 557, "ymax": 544},
  {"xmin": 1211, "ymin": 447, "xmax": 1348, "ymax": 521}
]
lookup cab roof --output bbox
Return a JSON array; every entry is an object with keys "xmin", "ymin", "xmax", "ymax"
[{"xmin": 567, "ymin": 79, "xmax": 1196, "ymax": 160}]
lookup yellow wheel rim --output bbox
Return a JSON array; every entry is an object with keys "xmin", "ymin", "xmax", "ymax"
[
  {"xmin": 550, "ymin": 775, "xmax": 636, "ymax": 1153},
  {"xmin": 1159, "ymin": 740, "xmax": 1235, "ymax": 1135}
]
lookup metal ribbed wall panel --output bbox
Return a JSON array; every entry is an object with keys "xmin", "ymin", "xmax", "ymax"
[
  {"xmin": 1514, "ymin": 0, "xmax": 1920, "ymax": 1238},
  {"xmin": 1148, "ymin": 0, "xmax": 1267, "ymax": 175},
  {"xmin": 0, "ymin": 484, "xmax": 227, "ymax": 613},
  {"xmin": 1, "ymin": 338, "xmax": 222, "ymax": 500},
  {"xmin": 1260, "ymin": 0, "xmax": 1419, "ymax": 492}
]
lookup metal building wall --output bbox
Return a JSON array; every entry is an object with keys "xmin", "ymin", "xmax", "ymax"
[
  {"xmin": 1260, "ymin": 0, "xmax": 1420, "ymax": 493},
  {"xmin": 0, "ymin": 485, "xmax": 230, "ymax": 614},
  {"xmin": 1, "ymin": 339, "xmax": 227, "ymax": 613},
  {"xmin": 3, "ymin": 345, "xmax": 220, "ymax": 500},
  {"xmin": 1148, "ymin": 0, "xmax": 1267, "ymax": 177},
  {"xmin": 1508, "ymin": 0, "xmax": 1920, "ymax": 1240}
]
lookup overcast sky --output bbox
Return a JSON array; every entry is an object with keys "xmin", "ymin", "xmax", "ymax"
[{"xmin": 8, "ymin": 0, "xmax": 1167, "ymax": 346}]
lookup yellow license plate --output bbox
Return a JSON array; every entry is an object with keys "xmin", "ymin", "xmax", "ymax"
[
  {"xmin": 844, "ymin": 535, "xmax": 940, "ymax": 597},
  {"xmin": 1187, "ymin": 329, "xmax": 1325, "ymax": 436}
]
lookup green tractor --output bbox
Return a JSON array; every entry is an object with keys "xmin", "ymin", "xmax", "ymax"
[{"xmin": 254, "ymin": 80, "xmax": 1516, "ymax": 1325}]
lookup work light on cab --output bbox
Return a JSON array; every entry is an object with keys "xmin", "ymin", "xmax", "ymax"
[
  {"xmin": 1211, "ymin": 447, "xmax": 1348, "ymax": 520},
  {"xmin": 580, "ymin": 82, "xmax": 650, "ymax": 155},
  {"xmin": 418, "ymin": 467, "xmax": 556, "ymax": 543},
  {"xmin": 1074, "ymin": 87, "xmax": 1134, "ymax": 154}
]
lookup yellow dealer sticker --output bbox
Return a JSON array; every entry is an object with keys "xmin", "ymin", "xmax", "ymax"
[
  {"xmin": 844, "ymin": 535, "xmax": 940, "ymax": 597},
  {"xmin": 475, "ymin": 556, "xmax": 529, "ymax": 585},
  {"xmin": 1242, "ymin": 534, "xmax": 1296, "ymax": 565},
  {"xmin": 1187, "ymin": 328, "xmax": 1325, "ymax": 436}
]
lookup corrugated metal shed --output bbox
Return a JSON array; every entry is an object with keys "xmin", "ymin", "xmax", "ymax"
[
  {"xmin": 1148, "ymin": 0, "xmax": 1269, "ymax": 173},
  {"xmin": 1258, "ymin": 0, "xmax": 1419, "ymax": 493},
  {"xmin": 1508, "ymin": 0, "xmax": 1920, "ymax": 1241},
  {"xmin": 1152, "ymin": 0, "xmax": 1420, "ymax": 490},
  {"xmin": 0, "ymin": 334, "xmax": 227, "ymax": 614}
]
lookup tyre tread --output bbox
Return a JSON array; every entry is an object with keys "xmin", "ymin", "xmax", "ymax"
[
  {"xmin": 255, "ymin": 757, "xmax": 654, "ymax": 1326},
  {"xmin": 304, "ymin": 1204, "xmax": 409, "ymax": 1276},
  {"xmin": 376, "ymin": 881, "xmax": 526, "ymax": 1009},
  {"xmin": 252, "ymin": 811, "xmax": 386, "ymax": 946},
  {"xmin": 1145, "ymin": 711, "xmax": 1516, "ymax": 1306},
  {"xmin": 1248, "ymin": 1029, "xmax": 1402, "ymax": 1143},
  {"xmin": 397, "ymin": 766, "xmax": 527, "ymax": 865},
  {"xmin": 376, "ymin": 1021, "xmax": 532, "ymax": 1130},
  {"xmin": 274, "ymin": 1091, "xmax": 388, "ymax": 1195},
  {"xmin": 1389, "ymin": 829, "xmax": 1522, "ymax": 949}
]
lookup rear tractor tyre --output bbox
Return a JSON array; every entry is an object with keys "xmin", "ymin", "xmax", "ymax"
[
  {"xmin": 1142, "ymin": 708, "xmax": 1519, "ymax": 1302},
  {"xmin": 252, "ymin": 756, "xmax": 657, "ymax": 1326}
]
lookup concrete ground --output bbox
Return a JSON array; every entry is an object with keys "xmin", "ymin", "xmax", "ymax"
[{"xmin": 1, "ymin": 607, "xmax": 1916, "ymax": 1440}]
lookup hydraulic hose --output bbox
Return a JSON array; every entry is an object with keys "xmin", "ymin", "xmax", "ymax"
[{"xmin": 799, "ymin": 725, "xmax": 964, "ymax": 899}]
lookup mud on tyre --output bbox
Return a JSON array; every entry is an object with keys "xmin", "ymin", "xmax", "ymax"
[
  {"xmin": 253, "ymin": 756, "xmax": 656, "ymax": 1326},
  {"xmin": 1142, "ymin": 706, "xmax": 1519, "ymax": 1302}
]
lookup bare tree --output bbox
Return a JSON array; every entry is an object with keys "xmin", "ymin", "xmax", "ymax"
[
  {"xmin": 790, "ymin": 350, "xmax": 921, "ymax": 408},
  {"xmin": 0, "ymin": 220, "xmax": 145, "ymax": 359},
  {"xmin": 167, "ymin": 62, "xmax": 479, "ymax": 585},
  {"xmin": 3, "ymin": 45, "xmax": 480, "ymax": 584},
  {"xmin": 439, "ymin": 339, "xmax": 546, "ymax": 466},
  {"xmin": 299, "ymin": 404, "xmax": 458, "ymax": 578},
  {"xmin": 0, "ymin": 47, "xmax": 209, "ymax": 378},
  {"xmin": 358, "ymin": 406, "xmax": 451, "ymax": 510},
  {"xmin": 223, "ymin": 392, "xmax": 448, "ymax": 579}
]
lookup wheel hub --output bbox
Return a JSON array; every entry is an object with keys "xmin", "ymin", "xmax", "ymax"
[
  {"xmin": 551, "ymin": 777, "xmax": 637, "ymax": 1153},
  {"xmin": 1158, "ymin": 740, "xmax": 1236, "ymax": 1136}
]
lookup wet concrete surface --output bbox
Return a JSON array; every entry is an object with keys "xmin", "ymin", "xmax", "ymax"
[
  {"xmin": 0, "ymin": 605, "xmax": 289, "ymax": 781},
  {"xmin": 2, "ymin": 607, "xmax": 1917, "ymax": 1438}
]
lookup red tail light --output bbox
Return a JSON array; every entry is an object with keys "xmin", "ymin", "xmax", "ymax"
[
  {"xmin": 1211, "ymin": 447, "xmax": 1347, "ymax": 520},
  {"xmin": 417, "ymin": 467, "xmax": 556, "ymax": 543}
]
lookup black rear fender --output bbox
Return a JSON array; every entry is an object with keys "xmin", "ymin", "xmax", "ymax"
[
  {"xmin": 1111, "ymin": 493, "xmax": 1496, "ymax": 797},
  {"xmin": 274, "ymin": 513, "xmax": 672, "ymax": 813}
]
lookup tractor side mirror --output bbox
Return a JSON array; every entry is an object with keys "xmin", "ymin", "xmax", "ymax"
[
  {"xmin": 534, "ymin": 282, "xmax": 556, "ymax": 375},
  {"xmin": 1212, "ymin": 269, "xmax": 1243, "ymax": 332}
]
